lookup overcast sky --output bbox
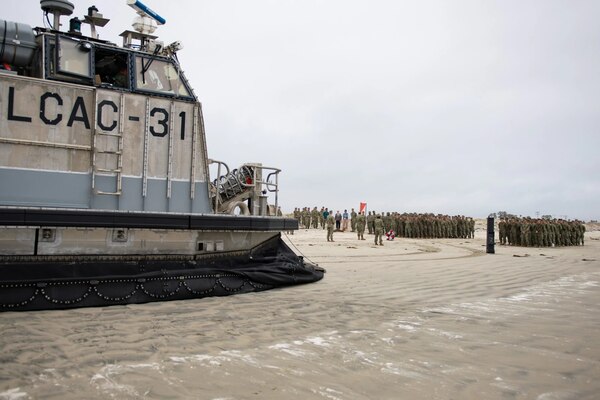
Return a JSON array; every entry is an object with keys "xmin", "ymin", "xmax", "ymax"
[{"xmin": 6, "ymin": 1, "xmax": 600, "ymax": 220}]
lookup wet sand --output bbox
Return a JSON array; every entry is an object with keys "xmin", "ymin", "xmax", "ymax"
[{"xmin": 1, "ymin": 225, "xmax": 599, "ymax": 399}]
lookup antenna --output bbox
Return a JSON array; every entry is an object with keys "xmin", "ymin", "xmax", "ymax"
[
  {"xmin": 40, "ymin": 0, "xmax": 74, "ymax": 31},
  {"xmin": 121, "ymin": 0, "xmax": 165, "ymax": 49},
  {"xmin": 121, "ymin": 0, "xmax": 181, "ymax": 54},
  {"xmin": 127, "ymin": 0, "xmax": 166, "ymax": 28}
]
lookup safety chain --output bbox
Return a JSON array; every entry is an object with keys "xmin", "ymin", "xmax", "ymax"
[
  {"xmin": 182, "ymin": 277, "xmax": 218, "ymax": 295},
  {"xmin": 40, "ymin": 285, "xmax": 93, "ymax": 306},
  {"xmin": 0, "ymin": 273, "xmax": 257, "ymax": 309},
  {"xmin": 217, "ymin": 276, "xmax": 248, "ymax": 293},
  {"xmin": 0, "ymin": 286, "xmax": 40, "ymax": 309},
  {"xmin": 139, "ymin": 280, "xmax": 183, "ymax": 299},
  {"xmin": 93, "ymin": 282, "xmax": 138, "ymax": 302},
  {"xmin": 247, "ymin": 280, "xmax": 267, "ymax": 289}
]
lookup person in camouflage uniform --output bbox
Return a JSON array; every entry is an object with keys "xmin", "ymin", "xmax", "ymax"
[
  {"xmin": 311, "ymin": 207, "xmax": 320, "ymax": 229},
  {"xmin": 404, "ymin": 215, "xmax": 412, "ymax": 238},
  {"xmin": 413, "ymin": 215, "xmax": 422, "ymax": 238},
  {"xmin": 383, "ymin": 212, "xmax": 392, "ymax": 233},
  {"xmin": 367, "ymin": 211, "xmax": 375, "ymax": 234},
  {"xmin": 326, "ymin": 212, "xmax": 335, "ymax": 242},
  {"xmin": 356, "ymin": 211, "xmax": 366, "ymax": 240},
  {"xmin": 293, "ymin": 207, "xmax": 301, "ymax": 226},
  {"xmin": 510, "ymin": 219, "xmax": 520, "ymax": 246},
  {"xmin": 300, "ymin": 207, "xmax": 308, "ymax": 228},
  {"xmin": 521, "ymin": 219, "xmax": 531, "ymax": 247},
  {"xmin": 393, "ymin": 213, "xmax": 401, "ymax": 237},
  {"xmin": 579, "ymin": 222, "xmax": 586, "ymax": 245},
  {"xmin": 350, "ymin": 208, "xmax": 357, "ymax": 232},
  {"xmin": 468, "ymin": 217, "xmax": 475, "ymax": 239},
  {"xmin": 374, "ymin": 214, "xmax": 384, "ymax": 246}
]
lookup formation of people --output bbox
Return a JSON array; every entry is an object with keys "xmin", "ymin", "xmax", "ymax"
[
  {"xmin": 366, "ymin": 212, "xmax": 475, "ymax": 239},
  {"xmin": 498, "ymin": 218, "xmax": 585, "ymax": 247},
  {"xmin": 293, "ymin": 208, "xmax": 476, "ymax": 244},
  {"xmin": 294, "ymin": 207, "xmax": 353, "ymax": 231},
  {"xmin": 292, "ymin": 208, "xmax": 586, "ymax": 247}
]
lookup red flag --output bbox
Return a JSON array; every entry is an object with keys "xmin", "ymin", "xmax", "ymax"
[{"xmin": 359, "ymin": 202, "xmax": 367, "ymax": 213}]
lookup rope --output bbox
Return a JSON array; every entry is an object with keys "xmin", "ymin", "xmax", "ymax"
[{"xmin": 282, "ymin": 231, "xmax": 319, "ymax": 266}]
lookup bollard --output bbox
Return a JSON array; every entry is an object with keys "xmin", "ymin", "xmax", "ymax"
[{"xmin": 486, "ymin": 216, "xmax": 495, "ymax": 254}]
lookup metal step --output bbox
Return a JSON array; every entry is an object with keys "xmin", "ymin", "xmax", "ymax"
[
  {"xmin": 91, "ymin": 93, "xmax": 125, "ymax": 196},
  {"xmin": 94, "ymin": 167, "xmax": 122, "ymax": 173},
  {"xmin": 94, "ymin": 189, "xmax": 123, "ymax": 195},
  {"xmin": 94, "ymin": 149, "xmax": 122, "ymax": 155}
]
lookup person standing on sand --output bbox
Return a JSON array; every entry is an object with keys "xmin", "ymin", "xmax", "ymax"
[
  {"xmin": 342, "ymin": 209, "xmax": 349, "ymax": 231},
  {"xmin": 367, "ymin": 211, "xmax": 374, "ymax": 234},
  {"xmin": 356, "ymin": 211, "xmax": 366, "ymax": 240},
  {"xmin": 311, "ymin": 207, "xmax": 320, "ymax": 229},
  {"xmin": 326, "ymin": 212, "xmax": 335, "ymax": 242},
  {"xmin": 301, "ymin": 207, "xmax": 309, "ymax": 228},
  {"xmin": 335, "ymin": 211, "xmax": 342, "ymax": 231},
  {"xmin": 498, "ymin": 218, "xmax": 506, "ymax": 245},
  {"xmin": 320, "ymin": 207, "xmax": 325, "ymax": 228},
  {"xmin": 350, "ymin": 208, "xmax": 357, "ymax": 232},
  {"xmin": 374, "ymin": 214, "xmax": 384, "ymax": 245}
]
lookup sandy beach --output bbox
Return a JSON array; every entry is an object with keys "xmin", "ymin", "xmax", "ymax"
[{"xmin": 1, "ymin": 223, "xmax": 599, "ymax": 399}]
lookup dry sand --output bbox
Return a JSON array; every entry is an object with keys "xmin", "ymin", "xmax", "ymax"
[{"xmin": 1, "ymin": 224, "xmax": 599, "ymax": 399}]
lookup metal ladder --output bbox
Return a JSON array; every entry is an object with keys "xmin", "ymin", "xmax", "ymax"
[{"xmin": 91, "ymin": 94, "xmax": 124, "ymax": 195}]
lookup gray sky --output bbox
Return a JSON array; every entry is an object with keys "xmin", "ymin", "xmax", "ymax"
[{"xmin": 6, "ymin": 1, "xmax": 600, "ymax": 220}]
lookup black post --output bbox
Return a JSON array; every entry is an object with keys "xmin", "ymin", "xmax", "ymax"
[{"xmin": 486, "ymin": 216, "xmax": 495, "ymax": 254}]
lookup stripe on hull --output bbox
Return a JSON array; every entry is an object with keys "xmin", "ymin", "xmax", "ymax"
[{"xmin": 0, "ymin": 167, "xmax": 212, "ymax": 214}]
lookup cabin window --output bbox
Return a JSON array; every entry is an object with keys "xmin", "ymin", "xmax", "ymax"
[
  {"xmin": 45, "ymin": 35, "xmax": 93, "ymax": 84},
  {"xmin": 56, "ymin": 36, "xmax": 93, "ymax": 79},
  {"xmin": 134, "ymin": 56, "xmax": 192, "ymax": 98},
  {"xmin": 94, "ymin": 48, "xmax": 130, "ymax": 89}
]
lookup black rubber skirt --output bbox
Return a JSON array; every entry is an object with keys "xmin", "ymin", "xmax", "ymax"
[{"xmin": 0, "ymin": 238, "xmax": 324, "ymax": 311}]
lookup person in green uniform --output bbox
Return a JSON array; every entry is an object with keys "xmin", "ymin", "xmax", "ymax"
[
  {"xmin": 498, "ymin": 218, "xmax": 506, "ymax": 245},
  {"xmin": 350, "ymin": 208, "xmax": 357, "ymax": 232},
  {"xmin": 300, "ymin": 207, "xmax": 308, "ymax": 228},
  {"xmin": 374, "ymin": 214, "xmax": 384, "ymax": 246},
  {"xmin": 367, "ymin": 211, "xmax": 375, "ymax": 234},
  {"xmin": 356, "ymin": 211, "xmax": 366, "ymax": 240},
  {"xmin": 320, "ymin": 207, "xmax": 325, "ymax": 229},
  {"xmin": 326, "ymin": 212, "xmax": 335, "ymax": 242},
  {"xmin": 311, "ymin": 207, "xmax": 320, "ymax": 229},
  {"xmin": 383, "ymin": 212, "xmax": 392, "ymax": 233}
]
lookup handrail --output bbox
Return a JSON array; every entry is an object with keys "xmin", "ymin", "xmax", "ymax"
[
  {"xmin": 207, "ymin": 159, "xmax": 230, "ymax": 214},
  {"xmin": 238, "ymin": 164, "xmax": 281, "ymax": 213},
  {"xmin": 208, "ymin": 162, "xmax": 282, "ymax": 215}
]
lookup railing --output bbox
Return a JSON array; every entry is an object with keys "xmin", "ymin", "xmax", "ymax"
[{"xmin": 208, "ymin": 160, "xmax": 281, "ymax": 215}]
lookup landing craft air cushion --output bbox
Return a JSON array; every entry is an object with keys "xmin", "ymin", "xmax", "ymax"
[{"xmin": 0, "ymin": 0, "xmax": 323, "ymax": 311}]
